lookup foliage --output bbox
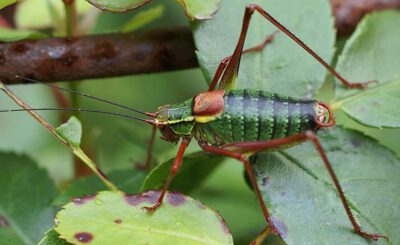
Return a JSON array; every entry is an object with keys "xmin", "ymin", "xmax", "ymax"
[
  {"xmin": 193, "ymin": 0, "xmax": 335, "ymax": 98},
  {"xmin": 55, "ymin": 191, "xmax": 233, "ymax": 244},
  {"xmin": 0, "ymin": 0, "xmax": 16, "ymax": 10},
  {"xmin": 0, "ymin": 153, "xmax": 57, "ymax": 245},
  {"xmin": 332, "ymin": 11, "xmax": 400, "ymax": 128},
  {"xmin": 253, "ymin": 127, "xmax": 400, "ymax": 244},
  {"xmin": 0, "ymin": 0, "xmax": 399, "ymax": 244},
  {"xmin": 0, "ymin": 28, "xmax": 47, "ymax": 42},
  {"xmin": 86, "ymin": 0, "xmax": 220, "ymax": 20}
]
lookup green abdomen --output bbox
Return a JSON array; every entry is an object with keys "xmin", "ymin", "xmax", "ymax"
[{"xmin": 195, "ymin": 89, "xmax": 317, "ymax": 146}]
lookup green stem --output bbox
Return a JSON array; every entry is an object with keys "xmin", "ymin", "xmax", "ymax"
[
  {"xmin": 63, "ymin": 0, "xmax": 77, "ymax": 37},
  {"xmin": 0, "ymin": 82, "xmax": 117, "ymax": 191},
  {"xmin": 73, "ymin": 148, "xmax": 117, "ymax": 191},
  {"xmin": 63, "ymin": 0, "xmax": 79, "ymax": 116}
]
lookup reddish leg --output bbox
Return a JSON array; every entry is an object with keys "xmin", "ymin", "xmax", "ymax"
[
  {"xmin": 199, "ymin": 142, "xmax": 280, "ymax": 237},
  {"xmin": 136, "ymin": 125, "xmax": 157, "ymax": 170},
  {"xmin": 143, "ymin": 137, "xmax": 191, "ymax": 212},
  {"xmin": 208, "ymin": 32, "xmax": 277, "ymax": 91},
  {"xmin": 218, "ymin": 4, "xmax": 374, "ymax": 91},
  {"xmin": 201, "ymin": 131, "xmax": 388, "ymax": 241}
]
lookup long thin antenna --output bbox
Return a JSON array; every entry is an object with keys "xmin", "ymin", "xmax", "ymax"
[
  {"xmin": 1, "ymin": 107, "xmax": 155, "ymax": 124},
  {"xmin": 16, "ymin": 75, "xmax": 152, "ymax": 117}
]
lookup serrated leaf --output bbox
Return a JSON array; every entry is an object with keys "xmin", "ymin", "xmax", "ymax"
[
  {"xmin": 192, "ymin": 0, "xmax": 335, "ymax": 98},
  {"xmin": 55, "ymin": 116, "xmax": 82, "ymax": 147},
  {"xmin": 332, "ymin": 11, "xmax": 400, "ymax": 128},
  {"xmin": 141, "ymin": 152, "xmax": 224, "ymax": 193},
  {"xmin": 177, "ymin": 0, "xmax": 220, "ymax": 20},
  {"xmin": 0, "ymin": 28, "xmax": 47, "ymax": 42},
  {"xmin": 252, "ymin": 127, "xmax": 400, "ymax": 244},
  {"xmin": 0, "ymin": 152, "xmax": 57, "ymax": 245},
  {"xmin": 55, "ymin": 191, "xmax": 233, "ymax": 244},
  {"xmin": 53, "ymin": 169, "xmax": 146, "ymax": 205},
  {"xmin": 38, "ymin": 230, "xmax": 70, "ymax": 245},
  {"xmin": 0, "ymin": 0, "xmax": 16, "ymax": 10},
  {"xmin": 87, "ymin": 0, "xmax": 151, "ymax": 13},
  {"xmin": 120, "ymin": 5, "xmax": 164, "ymax": 33}
]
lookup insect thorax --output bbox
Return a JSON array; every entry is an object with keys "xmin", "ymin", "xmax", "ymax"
[{"xmin": 155, "ymin": 98, "xmax": 196, "ymax": 143}]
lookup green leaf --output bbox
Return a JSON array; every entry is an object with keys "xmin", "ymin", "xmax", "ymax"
[
  {"xmin": 120, "ymin": 5, "xmax": 164, "ymax": 33},
  {"xmin": 0, "ymin": 28, "xmax": 47, "ymax": 42},
  {"xmin": 87, "ymin": 0, "xmax": 152, "ymax": 13},
  {"xmin": 55, "ymin": 116, "xmax": 82, "ymax": 147},
  {"xmin": 177, "ymin": 0, "xmax": 220, "ymax": 20},
  {"xmin": 38, "ymin": 230, "xmax": 70, "ymax": 245},
  {"xmin": 0, "ymin": 0, "xmax": 16, "ymax": 10},
  {"xmin": 332, "ymin": 11, "xmax": 400, "ymax": 128},
  {"xmin": 252, "ymin": 127, "xmax": 400, "ymax": 244},
  {"xmin": 0, "ymin": 222, "xmax": 25, "ymax": 245},
  {"xmin": 15, "ymin": 0, "xmax": 92, "ymax": 30},
  {"xmin": 192, "ymin": 0, "xmax": 335, "ymax": 98},
  {"xmin": 0, "ymin": 152, "xmax": 57, "ymax": 245},
  {"xmin": 55, "ymin": 191, "xmax": 233, "ymax": 244},
  {"xmin": 141, "ymin": 152, "xmax": 224, "ymax": 193},
  {"xmin": 53, "ymin": 169, "xmax": 147, "ymax": 205}
]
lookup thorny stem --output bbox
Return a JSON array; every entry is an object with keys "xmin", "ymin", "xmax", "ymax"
[{"xmin": 0, "ymin": 82, "xmax": 117, "ymax": 191}]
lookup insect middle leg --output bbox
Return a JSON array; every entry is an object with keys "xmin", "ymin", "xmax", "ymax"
[{"xmin": 200, "ymin": 131, "xmax": 387, "ymax": 241}]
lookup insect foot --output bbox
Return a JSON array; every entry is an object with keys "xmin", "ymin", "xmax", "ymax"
[
  {"xmin": 142, "ymin": 203, "xmax": 161, "ymax": 214},
  {"xmin": 357, "ymin": 231, "xmax": 388, "ymax": 241},
  {"xmin": 345, "ymin": 80, "xmax": 378, "ymax": 89}
]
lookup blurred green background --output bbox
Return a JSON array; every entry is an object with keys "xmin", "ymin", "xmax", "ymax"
[{"xmin": 0, "ymin": 0, "xmax": 399, "ymax": 244}]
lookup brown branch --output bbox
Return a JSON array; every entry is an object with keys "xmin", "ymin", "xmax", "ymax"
[
  {"xmin": 333, "ymin": 0, "xmax": 400, "ymax": 36},
  {"xmin": 0, "ymin": 27, "xmax": 198, "ymax": 84},
  {"xmin": 0, "ymin": 0, "xmax": 399, "ymax": 84}
]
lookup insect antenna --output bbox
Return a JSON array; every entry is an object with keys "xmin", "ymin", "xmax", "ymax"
[
  {"xmin": 0, "ymin": 108, "xmax": 155, "ymax": 125},
  {"xmin": 15, "ymin": 75, "xmax": 154, "ymax": 117}
]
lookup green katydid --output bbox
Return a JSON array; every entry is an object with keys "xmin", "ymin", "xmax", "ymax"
[{"xmin": 0, "ymin": 4, "xmax": 387, "ymax": 242}]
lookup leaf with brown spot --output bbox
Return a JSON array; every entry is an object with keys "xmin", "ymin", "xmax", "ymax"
[
  {"xmin": 38, "ymin": 230, "xmax": 70, "ymax": 245},
  {"xmin": 55, "ymin": 191, "xmax": 233, "ymax": 244}
]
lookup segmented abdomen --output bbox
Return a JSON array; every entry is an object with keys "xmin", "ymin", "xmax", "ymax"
[{"xmin": 195, "ymin": 89, "xmax": 317, "ymax": 146}]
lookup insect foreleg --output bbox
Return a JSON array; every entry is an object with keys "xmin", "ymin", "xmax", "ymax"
[
  {"xmin": 209, "ymin": 32, "xmax": 277, "ymax": 91},
  {"xmin": 204, "ymin": 132, "xmax": 387, "ymax": 241},
  {"xmin": 142, "ymin": 137, "xmax": 191, "ymax": 213}
]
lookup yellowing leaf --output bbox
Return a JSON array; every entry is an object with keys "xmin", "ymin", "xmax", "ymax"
[{"xmin": 55, "ymin": 191, "xmax": 233, "ymax": 244}]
